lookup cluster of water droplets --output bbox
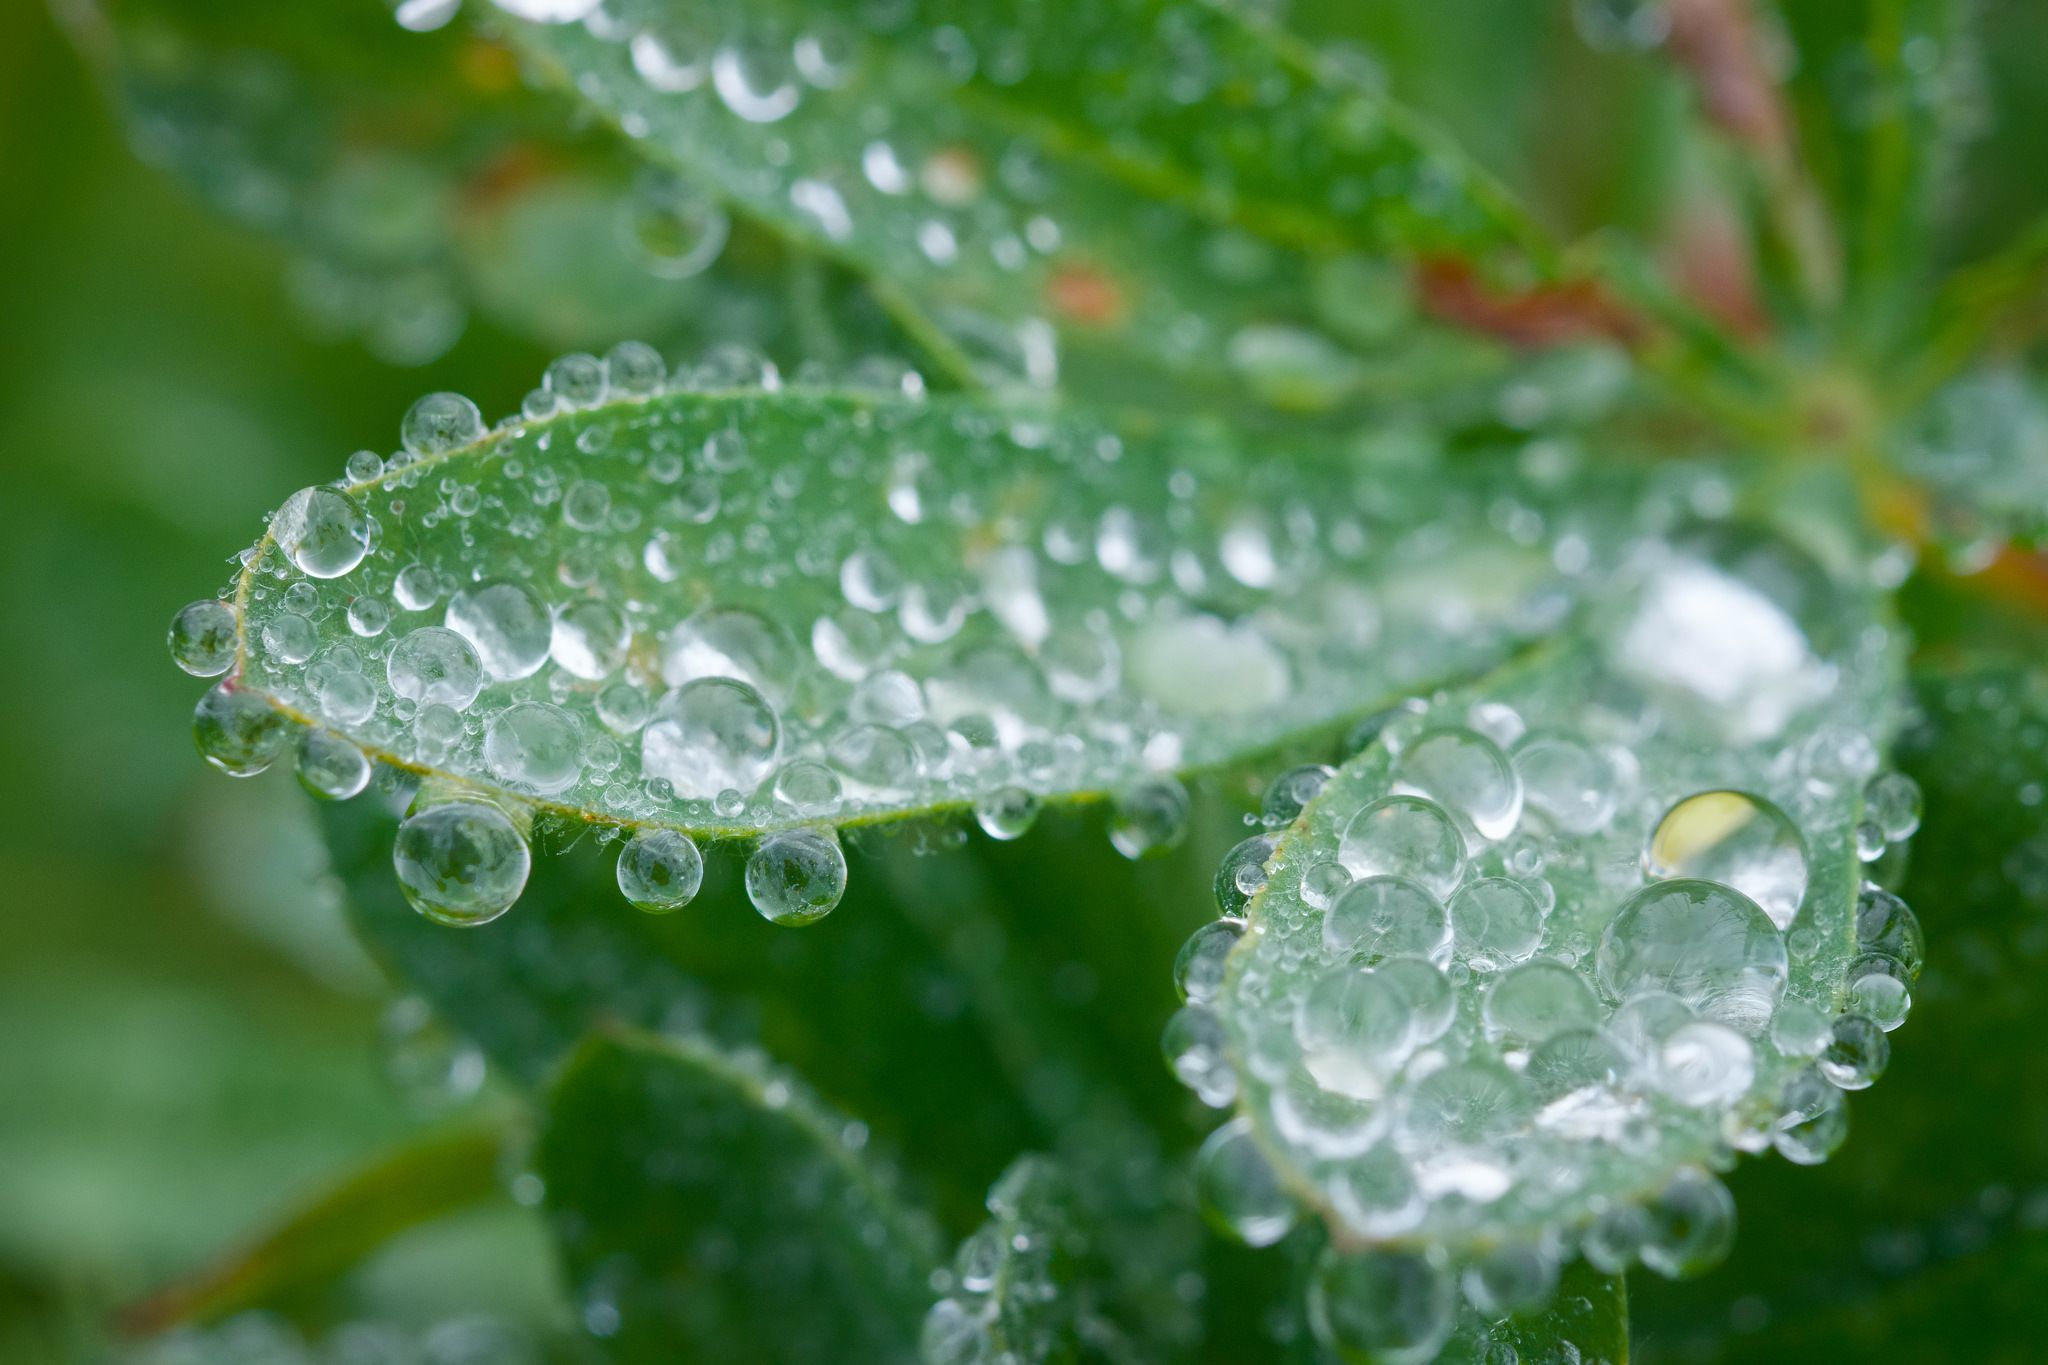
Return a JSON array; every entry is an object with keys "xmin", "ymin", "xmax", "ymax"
[
  {"xmin": 920, "ymin": 1157, "xmax": 1082, "ymax": 1365},
  {"xmin": 1158, "ymin": 528, "xmax": 1920, "ymax": 1363},
  {"xmin": 173, "ymin": 341, "xmax": 1590, "ymax": 932},
  {"xmin": 126, "ymin": 1311, "xmax": 539, "ymax": 1365}
]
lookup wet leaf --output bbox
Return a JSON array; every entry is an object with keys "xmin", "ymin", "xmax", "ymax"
[
  {"xmin": 488, "ymin": 0, "xmax": 1546, "ymax": 409},
  {"xmin": 538, "ymin": 1028, "xmax": 942, "ymax": 1365},
  {"xmin": 1204, "ymin": 514, "xmax": 1908, "ymax": 1270}
]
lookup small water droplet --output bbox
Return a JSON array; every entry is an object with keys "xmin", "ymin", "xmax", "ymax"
[
  {"xmin": 401, "ymin": 392, "xmax": 484, "ymax": 457},
  {"xmin": 746, "ymin": 827, "xmax": 847, "ymax": 924},
  {"xmin": 616, "ymin": 827, "xmax": 705, "ymax": 912}
]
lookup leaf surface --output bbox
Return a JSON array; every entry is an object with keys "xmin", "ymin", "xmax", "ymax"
[{"xmin": 538, "ymin": 1028, "xmax": 942, "ymax": 1364}]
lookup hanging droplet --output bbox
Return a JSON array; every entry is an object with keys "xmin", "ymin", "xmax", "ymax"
[
  {"xmin": 1844, "ymin": 955, "xmax": 1911, "ymax": 1030},
  {"xmin": 393, "ymin": 800, "xmax": 531, "ymax": 927},
  {"xmin": 616, "ymin": 828, "xmax": 705, "ymax": 912},
  {"xmin": 1195, "ymin": 1117, "xmax": 1298, "ymax": 1247},
  {"xmin": 1853, "ymin": 885, "xmax": 1924, "ymax": 978},
  {"xmin": 1771, "ymin": 1066, "xmax": 1849, "ymax": 1163},
  {"xmin": 974, "ymin": 786, "xmax": 1040, "ymax": 840},
  {"xmin": 1175, "ymin": 919, "xmax": 1244, "ymax": 1005},
  {"xmin": 193, "ymin": 681, "xmax": 290, "ymax": 776},
  {"xmin": 1214, "ymin": 834, "xmax": 1277, "ymax": 915},
  {"xmin": 551, "ymin": 599, "xmax": 630, "ymax": 680},
  {"xmin": 1597, "ymin": 879, "xmax": 1788, "ymax": 1032},
  {"xmin": 273, "ymin": 486, "xmax": 372, "ymax": 579},
  {"xmin": 746, "ymin": 828, "xmax": 847, "ymax": 925},
  {"xmin": 1161, "ymin": 1004, "xmax": 1237, "ymax": 1106},
  {"xmin": 1645, "ymin": 790, "xmax": 1807, "ymax": 930},
  {"xmin": 1306, "ymin": 1245, "xmax": 1456, "ymax": 1365},
  {"xmin": 168, "ymin": 599, "xmax": 238, "ymax": 676},
  {"xmin": 1461, "ymin": 1241, "xmax": 1559, "ymax": 1315},
  {"xmin": 297, "ymin": 728, "xmax": 372, "ymax": 800},
  {"xmin": 1262, "ymin": 763, "xmax": 1335, "ymax": 827},
  {"xmin": 400, "ymin": 392, "xmax": 484, "ymax": 457},
  {"xmin": 447, "ymin": 581, "xmax": 553, "ymax": 682},
  {"xmin": 1109, "ymin": 774, "xmax": 1191, "ymax": 859}
]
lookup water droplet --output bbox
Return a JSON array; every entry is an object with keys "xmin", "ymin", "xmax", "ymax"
[
  {"xmin": 1109, "ymin": 774, "xmax": 1190, "ymax": 859},
  {"xmin": 828, "ymin": 724, "xmax": 917, "ymax": 789},
  {"xmin": 1300, "ymin": 859, "xmax": 1353, "ymax": 910},
  {"xmin": 1845, "ymin": 954, "xmax": 1912, "ymax": 1030},
  {"xmin": 545, "ymin": 353, "xmax": 605, "ymax": 407},
  {"xmin": 298, "ymin": 728, "xmax": 371, "ymax": 800},
  {"xmin": 447, "ymin": 581, "xmax": 553, "ymax": 681},
  {"xmin": 900, "ymin": 580, "xmax": 972, "ymax": 643},
  {"xmin": 393, "ymin": 800, "xmax": 530, "ymax": 926},
  {"xmin": 1041, "ymin": 624, "xmax": 1120, "ymax": 702},
  {"xmin": 347, "ymin": 596, "xmax": 391, "ymax": 638},
  {"xmin": 627, "ymin": 171, "xmax": 729, "ymax": 277},
  {"xmin": 1449, "ymin": 878, "xmax": 1545, "ymax": 970},
  {"xmin": 1324, "ymin": 877, "xmax": 1451, "ymax": 965},
  {"xmin": 839, "ymin": 547, "xmax": 902, "ymax": 611},
  {"xmin": 850, "ymin": 669, "xmax": 924, "ymax": 727},
  {"xmin": 1767, "ymin": 997, "xmax": 1831, "ymax": 1057},
  {"xmin": 664, "ymin": 609, "xmax": 798, "ymax": 701},
  {"xmin": 388, "ymin": 627, "xmax": 484, "ymax": 711},
  {"xmin": 395, "ymin": 563, "xmax": 443, "ymax": 612},
  {"xmin": 1853, "ymin": 885, "xmax": 1924, "ymax": 978},
  {"xmin": 415, "ymin": 703, "xmax": 464, "ymax": 763},
  {"xmin": 551, "ymin": 599, "xmax": 630, "ymax": 680},
  {"xmin": 746, "ymin": 828, "xmax": 846, "ymax": 925},
  {"xmin": 260, "ymin": 613, "xmax": 316, "ymax": 664},
  {"xmin": 1176, "ymin": 919, "xmax": 1244, "ymax": 1005},
  {"xmin": 1636, "ymin": 1168, "xmax": 1736, "ymax": 1279},
  {"xmin": 604, "ymin": 340, "xmax": 666, "ymax": 395},
  {"xmin": 193, "ymin": 682, "xmax": 289, "ymax": 776},
  {"xmin": 1513, "ymin": 737, "xmax": 1616, "ymax": 835},
  {"xmin": 1482, "ymin": 960, "xmax": 1601, "ymax": 1047},
  {"xmin": 1771, "ymin": 1065, "xmax": 1848, "ymax": 1163},
  {"xmin": 169, "ymin": 599, "xmax": 237, "ymax": 676},
  {"xmin": 773, "ymin": 760, "xmax": 843, "ymax": 816},
  {"xmin": 713, "ymin": 39, "xmax": 803, "ymax": 122},
  {"xmin": 1462, "ymin": 1242, "xmax": 1559, "ymax": 1315},
  {"xmin": 1307, "ymin": 1245, "xmax": 1456, "ymax": 1365},
  {"xmin": 1597, "ymin": 880, "xmax": 1788, "ymax": 1032},
  {"xmin": 1655, "ymin": 1021, "xmax": 1755, "ymax": 1106},
  {"xmin": 1195, "ymin": 1117, "xmax": 1297, "ymax": 1247},
  {"xmin": 274, "ymin": 486, "xmax": 372, "ymax": 579},
  {"xmin": 1863, "ymin": 771, "xmax": 1923, "ymax": 841},
  {"xmin": 483, "ymin": 702, "xmax": 584, "ymax": 795},
  {"xmin": 345, "ymin": 450, "xmax": 384, "ymax": 483},
  {"xmin": 974, "ymin": 786, "xmax": 1040, "ymax": 840},
  {"xmin": 562, "ymin": 479, "xmax": 611, "ymax": 531},
  {"xmin": 595, "ymin": 681, "xmax": 649, "ymax": 734},
  {"xmin": 1262, "ymin": 763, "xmax": 1335, "ymax": 827},
  {"xmin": 1393, "ymin": 728, "xmax": 1523, "ymax": 841},
  {"xmin": 642, "ymin": 677, "xmax": 779, "ymax": 798},
  {"xmin": 1645, "ymin": 790, "xmax": 1807, "ymax": 930},
  {"xmin": 401, "ymin": 392, "xmax": 484, "ymax": 457},
  {"xmin": 1215, "ymin": 834, "xmax": 1277, "ymax": 915},
  {"xmin": 1338, "ymin": 795, "xmax": 1466, "ymax": 900},
  {"xmin": 616, "ymin": 828, "xmax": 704, "ymax": 912}
]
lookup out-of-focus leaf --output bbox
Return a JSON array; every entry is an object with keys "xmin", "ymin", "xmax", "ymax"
[
  {"xmin": 487, "ymin": 0, "xmax": 1553, "ymax": 411},
  {"xmin": 117, "ymin": 1124, "xmax": 506, "ymax": 1334},
  {"xmin": 538, "ymin": 1028, "xmax": 941, "ymax": 1365},
  {"xmin": 217, "ymin": 372, "xmax": 1604, "ymax": 848},
  {"xmin": 1210, "ymin": 509, "xmax": 1905, "ymax": 1257},
  {"xmin": 1628, "ymin": 661, "xmax": 2048, "ymax": 1364},
  {"xmin": 920, "ymin": 1156, "xmax": 1094, "ymax": 1365}
]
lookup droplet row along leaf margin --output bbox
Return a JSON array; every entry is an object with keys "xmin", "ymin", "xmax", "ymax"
[{"xmin": 485, "ymin": 0, "xmax": 1549, "ymax": 409}]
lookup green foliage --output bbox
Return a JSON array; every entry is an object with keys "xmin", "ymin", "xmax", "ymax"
[{"xmin": 12, "ymin": 0, "xmax": 2048, "ymax": 1362}]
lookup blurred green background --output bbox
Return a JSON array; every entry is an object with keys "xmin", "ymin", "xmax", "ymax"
[{"xmin": 5, "ymin": 0, "xmax": 2048, "ymax": 1361}]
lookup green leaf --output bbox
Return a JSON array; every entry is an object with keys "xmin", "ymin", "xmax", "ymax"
[
  {"xmin": 1203, "ymin": 513, "xmax": 1908, "ymax": 1269},
  {"xmin": 921, "ymin": 1156, "xmax": 1094, "ymax": 1365},
  {"xmin": 204, "ymin": 373, "xmax": 1599, "ymax": 883},
  {"xmin": 1439, "ymin": 1254, "xmax": 1627, "ymax": 1365},
  {"xmin": 487, "ymin": 0, "xmax": 1545, "ymax": 410},
  {"xmin": 1629, "ymin": 661, "xmax": 2048, "ymax": 1363},
  {"xmin": 538, "ymin": 1027, "xmax": 942, "ymax": 1364},
  {"xmin": 118, "ymin": 1123, "xmax": 506, "ymax": 1333}
]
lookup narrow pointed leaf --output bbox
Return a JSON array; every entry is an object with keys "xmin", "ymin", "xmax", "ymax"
[
  {"xmin": 539, "ymin": 1028, "xmax": 941, "ymax": 1364},
  {"xmin": 487, "ymin": 0, "xmax": 1546, "ymax": 407},
  {"xmin": 208, "ymin": 373, "xmax": 1605, "ymax": 851},
  {"xmin": 1205, "ymin": 512, "xmax": 1912, "ymax": 1267}
]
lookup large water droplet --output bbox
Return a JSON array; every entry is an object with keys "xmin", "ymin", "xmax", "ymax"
[
  {"xmin": 1323, "ymin": 876, "xmax": 1451, "ymax": 964},
  {"xmin": 641, "ymin": 677, "xmax": 780, "ymax": 798},
  {"xmin": 298, "ymin": 728, "xmax": 371, "ymax": 800},
  {"xmin": 1338, "ymin": 795, "xmax": 1465, "ymax": 900},
  {"xmin": 1306, "ymin": 1246, "xmax": 1456, "ymax": 1365},
  {"xmin": 388, "ymin": 627, "xmax": 484, "ymax": 711},
  {"xmin": 447, "ymin": 581, "xmax": 552, "ymax": 682},
  {"xmin": 551, "ymin": 599, "xmax": 629, "ymax": 680},
  {"xmin": 1109, "ymin": 774, "xmax": 1191, "ymax": 859},
  {"xmin": 483, "ymin": 702, "xmax": 583, "ymax": 795},
  {"xmin": 746, "ymin": 828, "xmax": 846, "ymax": 924},
  {"xmin": 273, "ymin": 486, "xmax": 372, "ymax": 579},
  {"xmin": 712, "ymin": 39, "xmax": 802, "ymax": 122},
  {"xmin": 616, "ymin": 828, "xmax": 704, "ymax": 912},
  {"xmin": 1393, "ymin": 728, "xmax": 1522, "ymax": 841},
  {"xmin": 401, "ymin": 392, "xmax": 484, "ymax": 457},
  {"xmin": 194, "ymin": 682, "xmax": 289, "ymax": 776},
  {"xmin": 663, "ymin": 609, "xmax": 799, "ymax": 702},
  {"xmin": 1482, "ymin": 960, "xmax": 1601, "ymax": 1047},
  {"xmin": 1597, "ymin": 879, "xmax": 1788, "ymax": 1031},
  {"xmin": 1195, "ymin": 1117, "xmax": 1297, "ymax": 1247},
  {"xmin": 169, "ymin": 599, "xmax": 238, "ymax": 676},
  {"xmin": 1449, "ymin": 878, "xmax": 1544, "ymax": 970},
  {"xmin": 393, "ymin": 800, "xmax": 530, "ymax": 926},
  {"xmin": 1513, "ymin": 736, "xmax": 1616, "ymax": 835},
  {"xmin": 1645, "ymin": 790, "xmax": 1807, "ymax": 930}
]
